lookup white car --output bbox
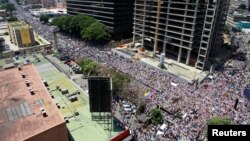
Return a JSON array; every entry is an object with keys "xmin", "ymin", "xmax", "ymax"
[{"xmin": 156, "ymin": 124, "xmax": 167, "ymax": 136}]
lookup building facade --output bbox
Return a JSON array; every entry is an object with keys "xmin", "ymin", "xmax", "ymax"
[
  {"xmin": 133, "ymin": 0, "xmax": 230, "ymax": 70},
  {"xmin": 55, "ymin": 0, "xmax": 66, "ymax": 8},
  {"xmin": 8, "ymin": 21, "xmax": 36, "ymax": 48},
  {"xmin": 41, "ymin": 0, "xmax": 55, "ymax": 8},
  {"xmin": 66, "ymin": 0, "xmax": 135, "ymax": 39}
]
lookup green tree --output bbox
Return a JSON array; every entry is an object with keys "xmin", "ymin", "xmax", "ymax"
[
  {"xmin": 110, "ymin": 69, "xmax": 130, "ymax": 94},
  {"xmin": 78, "ymin": 59, "xmax": 100, "ymax": 75},
  {"xmin": 207, "ymin": 117, "xmax": 232, "ymax": 125},
  {"xmin": 80, "ymin": 16, "xmax": 96, "ymax": 37},
  {"xmin": 2, "ymin": 3, "xmax": 15, "ymax": 15},
  {"xmin": 7, "ymin": 16, "xmax": 18, "ymax": 22},
  {"xmin": 62, "ymin": 16, "xmax": 73, "ymax": 33},
  {"xmin": 223, "ymin": 24, "xmax": 231, "ymax": 35},
  {"xmin": 238, "ymin": 4, "xmax": 246, "ymax": 10},
  {"xmin": 52, "ymin": 14, "xmax": 111, "ymax": 42},
  {"xmin": 82, "ymin": 22, "xmax": 110, "ymax": 42},
  {"xmin": 83, "ymin": 61, "xmax": 98, "ymax": 74},
  {"xmin": 150, "ymin": 108, "xmax": 163, "ymax": 125},
  {"xmin": 51, "ymin": 17, "xmax": 60, "ymax": 26},
  {"xmin": 55, "ymin": 16, "xmax": 67, "ymax": 31},
  {"xmin": 70, "ymin": 14, "xmax": 87, "ymax": 36},
  {"xmin": 39, "ymin": 14, "xmax": 49, "ymax": 23},
  {"xmin": 80, "ymin": 16, "xmax": 96, "ymax": 30}
]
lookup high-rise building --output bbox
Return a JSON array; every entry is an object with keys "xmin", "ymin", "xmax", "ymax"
[
  {"xmin": 8, "ymin": 21, "xmax": 36, "ymax": 48},
  {"xmin": 55, "ymin": 0, "xmax": 66, "ymax": 8},
  {"xmin": 133, "ymin": 0, "xmax": 230, "ymax": 70},
  {"xmin": 66, "ymin": 0, "xmax": 135, "ymax": 39}
]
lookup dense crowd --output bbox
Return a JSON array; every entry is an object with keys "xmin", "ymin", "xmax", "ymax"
[{"xmin": 14, "ymin": 3, "xmax": 250, "ymax": 141}]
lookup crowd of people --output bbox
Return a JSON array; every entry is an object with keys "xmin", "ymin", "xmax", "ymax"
[{"xmin": 14, "ymin": 3, "xmax": 250, "ymax": 141}]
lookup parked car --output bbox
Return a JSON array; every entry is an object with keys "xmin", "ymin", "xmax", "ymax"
[{"xmin": 156, "ymin": 124, "xmax": 167, "ymax": 136}]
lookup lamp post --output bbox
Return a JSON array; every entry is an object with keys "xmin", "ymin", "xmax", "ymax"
[
  {"xmin": 52, "ymin": 26, "xmax": 60, "ymax": 54},
  {"xmin": 158, "ymin": 38, "xmax": 171, "ymax": 69}
]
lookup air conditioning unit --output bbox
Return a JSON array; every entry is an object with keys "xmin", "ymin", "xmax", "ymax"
[
  {"xmin": 25, "ymin": 81, "xmax": 30, "ymax": 87},
  {"xmin": 40, "ymin": 108, "xmax": 47, "ymax": 117}
]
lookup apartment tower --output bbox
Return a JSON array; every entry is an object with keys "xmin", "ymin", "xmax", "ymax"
[
  {"xmin": 133, "ymin": 0, "xmax": 230, "ymax": 70},
  {"xmin": 66, "ymin": 0, "xmax": 135, "ymax": 39}
]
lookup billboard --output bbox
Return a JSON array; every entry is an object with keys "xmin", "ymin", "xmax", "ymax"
[{"xmin": 88, "ymin": 77, "xmax": 112, "ymax": 112}]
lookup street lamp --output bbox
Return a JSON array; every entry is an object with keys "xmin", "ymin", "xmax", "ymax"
[
  {"xmin": 52, "ymin": 26, "xmax": 60, "ymax": 54},
  {"xmin": 158, "ymin": 38, "xmax": 171, "ymax": 69}
]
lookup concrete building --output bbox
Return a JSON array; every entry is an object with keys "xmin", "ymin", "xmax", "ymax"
[
  {"xmin": 66, "ymin": 0, "xmax": 135, "ymax": 39},
  {"xmin": 41, "ymin": 0, "xmax": 55, "ymax": 8},
  {"xmin": 0, "ymin": 64, "xmax": 68, "ymax": 141},
  {"xmin": 132, "ymin": 0, "xmax": 230, "ymax": 70},
  {"xmin": 8, "ymin": 21, "xmax": 36, "ymax": 48},
  {"xmin": 55, "ymin": 0, "xmax": 66, "ymax": 8}
]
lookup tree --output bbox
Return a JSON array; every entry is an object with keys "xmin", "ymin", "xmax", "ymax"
[
  {"xmin": 82, "ymin": 22, "xmax": 110, "ymax": 42},
  {"xmin": 51, "ymin": 17, "xmax": 60, "ymax": 26},
  {"xmin": 52, "ymin": 14, "xmax": 111, "ymax": 42},
  {"xmin": 150, "ymin": 108, "xmax": 164, "ymax": 125},
  {"xmin": 83, "ymin": 61, "xmax": 98, "ymax": 74},
  {"xmin": 238, "ymin": 4, "xmax": 246, "ymax": 10},
  {"xmin": 80, "ymin": 16, "xmax": 96, "ymax": 30},
  {"xmin": 109, "ymin": 69, "xmax": 130, "ymax": 94},
  {"xmin": 207, "ymin": 117, "xmax": 232, "ymax": 125},
  {"xmin": 55, "ymin": 16, "xmax": 67, "ymax": 31},
  {"xmin": 70, "ymin": 14, "xmax": 87, "ymax": 36},
  {"xmin": 7, "ymin": 16, "xmax": 18, "ymax": 22},
  {"xmin": 39, "ymin": 14, "xmax": 49, "ymax": 23},
  {"xmin": 80, "ymin": 16, "xmax": 96, "ymax": 38},
  {"xmin": 78, "ymin": 59, "xmax": 100, "ymax": 75},
  {"xmin": 62, "ymin": 16, "xmax": 73, "ymax": 33},
  {"xmin": 2, "ymin": 3, "xmax": 16, "ymax": 15},
  {"xmin": 223, "ymin": 24, "xmax": 231, "ymax": 35}
]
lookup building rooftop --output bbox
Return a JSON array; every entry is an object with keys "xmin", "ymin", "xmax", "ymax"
[
  {"xmin": 8, "ymin": 21, "xmax": 31, "ymax": 27},
  {"xmin": 0, "ymin": 64, "xmax": 65, "ymax": 141},
  {"xmin": 13, "ymin": 24, "xmax": 31, "ymax": 30},
  {"xmin": 34, "ymin": 55, "xmax": 123, "ymax": 141}
]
